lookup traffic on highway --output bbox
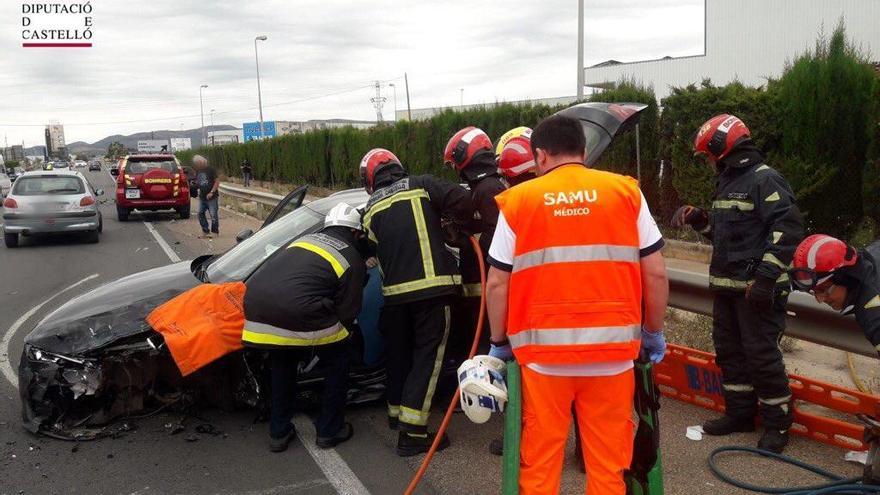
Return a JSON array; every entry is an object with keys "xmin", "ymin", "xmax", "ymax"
[{"xmin": 3, "ymin": 1, "xmax": 880, "ymax": 495}]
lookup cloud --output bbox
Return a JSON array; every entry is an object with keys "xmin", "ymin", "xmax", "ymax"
[{"xmin": 0, "ymin": 0, "xmax": 703, "ymax": 145}]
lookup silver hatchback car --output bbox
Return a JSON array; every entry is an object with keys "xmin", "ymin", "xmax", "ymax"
[{"xmin": 2, "ymin": 170, "xmax": 104, "ymax": 248}]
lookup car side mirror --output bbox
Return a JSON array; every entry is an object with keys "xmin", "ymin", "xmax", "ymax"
[
  {"xmin": 110, "ymin": 168, "xmax": 119, "ymax": 176},
  {"xmin": 95, "ymin": 188, "xmax": 104, "ymax": 196},
  {"xmin": 236, "ymin": 229, "xmax": 254, "ymax": 243}
]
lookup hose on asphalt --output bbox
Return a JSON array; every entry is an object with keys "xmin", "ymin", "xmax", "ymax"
[
  {"xmin": 403, "ymin": 235, "xmax": 487, "ymax": 495},
  {"xmin": 708, "ymin": 446, "xmax": 880, "ymax": 494},
  {"xmin": 846, "ymin": 352, "xmax": 871, "ymax": 394}
]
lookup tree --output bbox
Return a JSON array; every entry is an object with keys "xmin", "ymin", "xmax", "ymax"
[{"xmin": 107, "ymin": 141, "xmax": 125, "ymax": 160}]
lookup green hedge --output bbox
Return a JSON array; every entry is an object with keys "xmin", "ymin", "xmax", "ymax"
[{"xmin": 178, "ymin": 24, "xmax": 878, "ymax": 239}]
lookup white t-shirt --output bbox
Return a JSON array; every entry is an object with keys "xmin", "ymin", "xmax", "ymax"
[{"xmin": 488, "ymin": 191, "xmax": 664, "ymax": 377}]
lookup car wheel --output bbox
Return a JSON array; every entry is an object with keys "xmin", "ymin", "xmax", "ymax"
[
  {"xmin": 97, "ymin": 213, "xmax": 103, "ymax": 233},
  {"xmin": 177, "ymin": 204, "xmax": 191, "ymax": 219},
  {"xmin": 86, "ymin": 229, "xmax": 100, "ymax": 244},
  {"xmin": 4, "ymin": 233, "xmax": 19, "ymax": 248},
  {"xmin": 117, "ymin": 206, "xmax": 129, "ymax": 222}
]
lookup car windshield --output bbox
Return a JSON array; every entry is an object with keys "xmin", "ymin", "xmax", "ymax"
[
  {"xmin": 581, "ymin": 121, "xmax": 605, "ymax": 159},
  {"xmin": 13, "ymin": 176, "xmax": 85, "ymax": 195},
  {"xmin": 126, "ymin": 160, "xmax": 176, "ymax": 174},
  {"xmin": 206, "ymin": 205, "xmax": 323, "ymax": 282}
]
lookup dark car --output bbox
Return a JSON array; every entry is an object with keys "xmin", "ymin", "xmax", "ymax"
[
  {"xmin": 88, "ymin": 162, "xmax": 101, "ymax": 171},
  {"xmin": 18, "ymin": 102, "xmax": 647, "ymax": 439}
]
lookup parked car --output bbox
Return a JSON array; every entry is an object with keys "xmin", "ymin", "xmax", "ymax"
[
  {"xmin": 74, "ymin": 160, "xmax": 87, "ymax": 169},
  {"xmin": 53, "ymin": 161, "xmax": 71, "ymax": 170},
  {"xmin": 112, "ymin": 154, "xmax": 191, "ymax": 221},
  {"xmin": 0, "ymin": 172, "xmax": 11, "ymax": 197},
  {"xmin": 2, "ymin": 170, "xmax": 104, "ymax": 248},
  {"xmin": 17, "ymin": 102, "xmax": 647, "ymax": 439},
  {"xmin": 7, "ymin": 167, "xmax": 25, "ymax": 182}
]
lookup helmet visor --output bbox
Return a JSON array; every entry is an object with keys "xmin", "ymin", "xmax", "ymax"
[{"xmin": 789, "ymin": 268, "xmax": 834, "ymax": 292}]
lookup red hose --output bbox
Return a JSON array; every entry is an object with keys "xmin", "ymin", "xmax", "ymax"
[{"xmin": 403, "ymin": 235, "xmax": 487, "ymax": 495}]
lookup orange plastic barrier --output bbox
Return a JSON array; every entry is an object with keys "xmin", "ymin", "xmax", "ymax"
[{"xmin": 655, "ymin": 343, "xmax": 880, "ymax": 450}]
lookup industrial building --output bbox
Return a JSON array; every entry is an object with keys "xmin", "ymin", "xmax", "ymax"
[
  {"xmin": 242, "ymin": 119, "xmax": 375, "ymax": 142},
  {"xmin": 44, "ymin": 124, "xmax": 66, "ymax": 159},
  {"xmin": 396, "ymin": 95, "xmax": 578, "ymax": 122},
  {"xmin": 582, "ymin": 0, "xmax": 880, "ymax": 101}
]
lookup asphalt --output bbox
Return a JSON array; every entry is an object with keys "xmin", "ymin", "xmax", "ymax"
[{"xmin": 0, "ymin": 168, "xmax": 869, "ymax": 494}]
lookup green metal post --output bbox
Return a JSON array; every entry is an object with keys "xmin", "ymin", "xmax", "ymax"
[
  {"xmin": 625, "ymin": 360, "xmax": 665, "ymax": 495},
  {"xmin": 502, "ymin": 362, "xmax": 522, "ymax": 495}
]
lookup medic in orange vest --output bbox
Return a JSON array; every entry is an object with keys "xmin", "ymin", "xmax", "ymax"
[{"xmin": 485, "ymin": 114, "xmax": 669, "ymax": 495}]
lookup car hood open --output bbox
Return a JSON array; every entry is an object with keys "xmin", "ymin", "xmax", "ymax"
[{"xmin": 25, "ymin": 261, "xmax": 201, "ymax": 355}]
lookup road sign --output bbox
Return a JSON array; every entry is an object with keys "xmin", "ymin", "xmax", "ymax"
[
  {"xmin": 169, "ymin": 138, "xmax": 192, "ymax": 152},
  {"xmin": 137, "ymin": 140, "xmax": 170, "ymax": 153}
]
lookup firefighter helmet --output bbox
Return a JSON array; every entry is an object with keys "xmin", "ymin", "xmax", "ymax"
[
  {"xmin": 496, "ymin": 127, "xmax": 535, "ymax": 180},
  {"xmin": 791, "ymin": 234, "xmax": 858, "ymax": 292},
  {"xmin": 443, "ymin": 127, "xmax": 493, "ymax": 171},
  {"xmin": 359, "ymin": 148, "xmax": 402, "ymax": 193},
  {"xmin": 693, "ymin": 114, "xmax": 751, "ymax": 162}
]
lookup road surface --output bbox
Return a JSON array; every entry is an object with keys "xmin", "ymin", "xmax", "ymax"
[{"xmin": 0, "ymin": 168, "xmax": 864, "ymax": 494}]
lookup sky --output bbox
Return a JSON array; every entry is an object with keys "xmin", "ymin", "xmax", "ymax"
[{"xmin": 0, "ymin": 0, "xmax": 704, "ymax": 146}]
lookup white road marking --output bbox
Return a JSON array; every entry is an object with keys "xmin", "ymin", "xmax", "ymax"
[
  {"xmin": 292, "ymin": 414, "xmax": 371, "ymax": 495},
  {"xmin": 144, "ymin": 221, "xmax": 181, "ymax": 263},
  {"xmin": 1, "ymin": 273, "xmax": 100, "ymax": 388}
]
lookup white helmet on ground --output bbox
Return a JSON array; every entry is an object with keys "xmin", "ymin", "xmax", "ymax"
[
  {"xmin": 324, "ymin": 202, "xmax": 362, "ymax": 230},
  {"xmin": 457, "ymin": 355, "xmax": 508, "ymax": 424}
]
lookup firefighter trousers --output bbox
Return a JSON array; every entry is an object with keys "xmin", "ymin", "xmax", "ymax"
[
  {"xmin": 520, "ymin": 366, "xmax": 635, "ymax": 495},
  {"xmin": 380, "ymin": 297, "xmax": 451, "ymax": 433},
  {"xmin": 712, "ymin": 293, "xmax": 793, "ymax": 430}
]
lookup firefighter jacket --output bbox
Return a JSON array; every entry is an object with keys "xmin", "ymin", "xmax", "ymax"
[
  {"xmin": 242, "ymin": 227, "xmax": 366, "ymax": 347},
  {"xmin": 495, "ymin": 164, "xmax": 644, "ymax": 365},
  {"xmin": 363, "ymin": 168, "xmax": 472, "ymax": 305},
  {"xmin": 459, "ymin": 154, "xmax": 508, "ymax": 297},
  {"xmin": 843, "ymin": 242, "xmax": 880, "ymax": 353},
  {"xmin": 704, "ymin": 146, "xmax": 804, "ymax": 292}
]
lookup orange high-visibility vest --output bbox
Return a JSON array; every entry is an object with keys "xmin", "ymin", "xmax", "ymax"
[{"xmin": 496, "ymin": 164, "xmax": 643, "ymax": 365}]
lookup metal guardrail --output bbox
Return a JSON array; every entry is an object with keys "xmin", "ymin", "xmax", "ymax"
[
  {"xmin": 668, "ymin": 267, "xmax": 875, "ymax": 358},
  {"xmin": 218, "ymin": 183, "xmax": 284, "ymax": 206},
  {"xmin": 218, "ymin": 182, "xmax": 874, "ymax": 358}
]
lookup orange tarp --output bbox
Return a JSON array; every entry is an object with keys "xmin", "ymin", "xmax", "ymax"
[{"xmin": 146, "ymin": 282, "xmax": 246, "ymax": 376}]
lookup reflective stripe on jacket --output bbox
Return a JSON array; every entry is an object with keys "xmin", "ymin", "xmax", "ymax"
[
  {"xmin": 363, "ymin": 175, "xmax": 470, "ymax": 305},
  {"xmin": 496, "ymin": 164, "xmax": 643, "ymax": 365},
  {"xmin": 242, "ymin": 230, "xmax": 364, "ymax": 348}
]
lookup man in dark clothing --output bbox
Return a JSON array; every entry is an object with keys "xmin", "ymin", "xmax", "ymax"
[
  {"xmin": 193, "ymin": 155, "xmax": 220, "ymax": 237},
  {"xmin": 241, "ymin": 159, "xmax": 253, "ymax": 187},
  {"xmin": 242, "ymin": 203, "xmax": 368, "ymax": 453},
  {"xmin": 443, "ymin": 127, "xmax": 508, "ymax": 359},
  {"xmin": 791, "ymin": 235, "xmax": 880, "ymax": 352},
  {"xmin": 672, "ymin": 114, "xmax": 804, "ymax": 453},
  {"xmin": 359, "ymin": 148, "xmax": 472, "ymax": 456}
]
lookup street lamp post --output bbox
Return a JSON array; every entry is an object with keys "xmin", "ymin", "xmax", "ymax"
[
  {"xmin": 577, "ymin": 0, "xmax": 584, "ymax": 100},
  {"xmin": 254, "ymin": 35, "xmax": 268, "ymax": 140},
  {"xmin": 210, "ymin": 109, "xmax": 215, "ymax": 145},
  {"xmin": 199, "ymin": 84, "xmax": 208, "ymax": 147},
  {"xmin": 389, "ymin": 83, "xmax": 398, "ymax": 121},
  {"xmin": 460, "ymin": 88, "xmax": 464, "ymax": 107}
]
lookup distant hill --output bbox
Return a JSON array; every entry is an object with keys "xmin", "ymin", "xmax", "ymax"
[{"xmin": 68, "ymin": 125, "xmax": 238, "ymax": 154}]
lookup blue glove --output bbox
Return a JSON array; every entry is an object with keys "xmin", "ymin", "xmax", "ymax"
[
  {"xmin": 488, "ymin": 342, "xmax": 514, "ymax": 362},
  {"xmin": 640, "ymin": 328, "xmax": 667, "ymax": 364}
]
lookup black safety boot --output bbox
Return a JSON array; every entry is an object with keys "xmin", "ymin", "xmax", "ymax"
[
  {"xmin": 757, "ymin": 429, "xmax": 789, "ymax": 453},
  {"xmin": 702, "ymin": 415, "xmax": 755, "ymax": 436},
  {"xmin": 388, "ymin": 416, "xmax": 399, "ymax": 430},
  {"xmin": 396, "ymin": 431, "xmax": 450, "ymax": 457},
  {"xmin": 316, "ymin": 422, "xmax": 354, "ymax": 449},
  {"xmin": 269, "ymin": 428, "xmax": 297, "ymax": 453},
  {"xmin": 489, "ymin": 436, "xmax": 504, "ymax": 456}
]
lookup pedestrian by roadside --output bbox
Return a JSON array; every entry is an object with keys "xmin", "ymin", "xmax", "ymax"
[
  {"xmin": 241, "ymin": 159, "xmax": 253, "ymax": 187},
  {"xmin": 193, "ymin": 155, "xmax": 220, "ymax": 238}
]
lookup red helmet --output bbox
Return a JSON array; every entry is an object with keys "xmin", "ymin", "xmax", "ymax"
[
  {"xmin": 360, "ymin": 148, "xmax": 402, "ymax": 193},
  {"xmin": 496, "ymin": 127, "xmax": 535, "ymax": 180},
  {"xmin": 693, "ymin": 114, "xmax": 751, "ymax": 161},
  {"xmin": 791, "ymin": 234, "xmax": 858, "ymax": 291},
  {"xmin": 443, "ymin": 126, "xmax": 493, "ymax": 171}
]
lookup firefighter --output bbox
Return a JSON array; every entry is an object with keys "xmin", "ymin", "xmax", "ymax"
[
  {"xmin": 359, "ymin": 148, "xmax": 472, "ymax": 456},
  {"xmin": 241, "ymin": 203, "xmax": 368, "ymax": 453},
  {"xmin": 672, "ymin": 114, "xmax": 804, "ymax": 453},
  {"xmin": 496, "ymin": 126, "xmax": 537, "ymax": 186},
  {"xmin": 443, "ymin": 127, "xmax": 508, "ymax": 354},
  {"xmin": 791, "ymin": 235, "xmax": 880, "ymax": 351},
  {"xmin": 486, "ymin": 114, "xmax": 669, "ymax": 494}
]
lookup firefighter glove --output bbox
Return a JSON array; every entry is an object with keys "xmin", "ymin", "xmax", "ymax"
[
  {"xmin": 640, "ymin": 328, "xmax": 666, "ymax": 364},
  {"xmin": 746, "ymin": 275, "xmax": 776, "ymax": 310},
  {"xmin": 671, "ymin": 205, "xmax": 708, "ymax": 231}
]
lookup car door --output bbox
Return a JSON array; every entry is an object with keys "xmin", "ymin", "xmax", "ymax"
[
  {"xmin": 556, "ymin": 102, "xmax": 648, "ymax": 166},
  {"xmin": 261, "ymin": 185, "xmax": 308, "ymax": 228}
]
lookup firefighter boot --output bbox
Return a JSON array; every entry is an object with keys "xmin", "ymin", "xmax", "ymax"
[
  {"xmin": 703, "ymin": 415, "xmax": 756, "ymax": 436},
  {"xmin": 758, "ymin": 429, "xmax": 789, "ymax": 454},
  {"xmin": 397, "ymin": 431, "xmax": 450, "ymax": 457}
]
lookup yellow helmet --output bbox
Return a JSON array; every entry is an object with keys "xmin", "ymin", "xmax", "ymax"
[{"xmin": 495, "ymin": 126, "xmax": 531, "ymax": 156}]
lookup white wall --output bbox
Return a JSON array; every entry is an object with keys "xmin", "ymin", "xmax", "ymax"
[{"xmin": 584, "ymin": 0, "xmax": 880, "ymax": 100}]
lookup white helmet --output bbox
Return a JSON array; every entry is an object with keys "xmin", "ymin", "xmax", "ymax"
[
  {"xmin": 324, "ymin": 202, "xmax": 362, "ymax": 230},
  {"xmin": 457, "ymin": 355, "xmax": 508, "ymax": 424}
]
